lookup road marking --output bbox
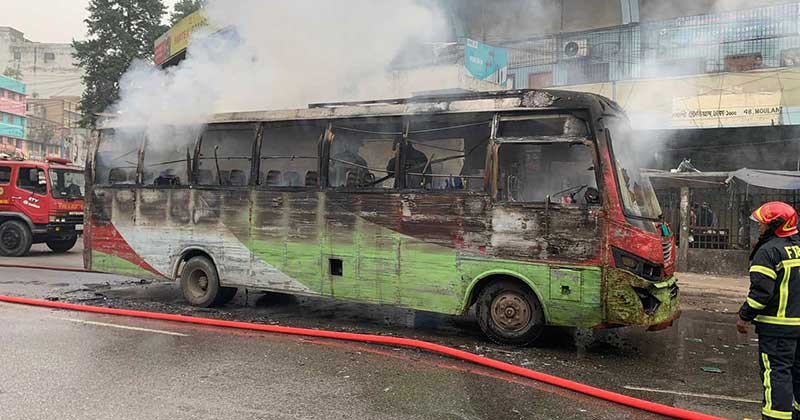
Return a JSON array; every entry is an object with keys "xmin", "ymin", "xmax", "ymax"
[
  {"xmin": 623, "ymin": 386, "xmax": 760, "ymax": 404},
  {"xmin": 53, "ymin": 317, "xmax": 188, "ymax": 337}
]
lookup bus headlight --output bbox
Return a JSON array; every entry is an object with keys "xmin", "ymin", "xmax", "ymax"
[{"xmin": 612, "ymin": 248, "xmax": 663, "ymax": 282}]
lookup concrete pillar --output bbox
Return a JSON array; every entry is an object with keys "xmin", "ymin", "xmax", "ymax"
[{"xmin": 678, "ymin": 186, "xmax": 690, "ymax": 272}]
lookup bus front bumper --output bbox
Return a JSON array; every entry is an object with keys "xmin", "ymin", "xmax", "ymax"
[{"xmin": 602, "ymin": 268, "xmax": 681, "ymax": 329}]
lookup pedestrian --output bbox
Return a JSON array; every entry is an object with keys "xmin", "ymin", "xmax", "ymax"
[{"xmin": 738, "ymin": 201, "xmax": 800, "ymax": 420}]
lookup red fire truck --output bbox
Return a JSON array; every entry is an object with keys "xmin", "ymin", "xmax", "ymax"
[{"xmin": 0, "ymin": 155, "xmax": 85, "ymax": 257}]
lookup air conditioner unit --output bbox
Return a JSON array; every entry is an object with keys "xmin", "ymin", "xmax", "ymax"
[{"xmin": 563, "ymin": 39, "xmax": 590, "ymax": 59}]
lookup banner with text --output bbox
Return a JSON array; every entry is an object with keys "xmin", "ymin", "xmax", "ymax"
[{"xmin": 672, "ymin": 92, "xmax": 783, "ymax": 128}]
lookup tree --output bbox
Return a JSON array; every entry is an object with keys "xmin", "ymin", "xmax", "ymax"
[
  {"xmin": 73, "ymin": 0, "xmax": 167, "ymax": 127},
  {"xmin": 170, "ymin": 0, "xmax": 205, "ymax": 25},
  {"xmin": 2, "ymin": 67, "xmax": 22, "ymax": 80}
]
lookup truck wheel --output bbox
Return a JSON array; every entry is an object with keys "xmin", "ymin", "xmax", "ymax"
[
  {"xmin": 476, "ymin": 280, "xmax": 544, "ymax": 346},
  {"xmin": 46, "ymin": 235, "xmax": 78, "ymax": 253},
  {"xmin": 180, "ymin": 256, "xmax": 223, "ymax": 307},
  {"xmin": 0, "ymin": 220, "xmax": 33, "ymax": 257}
]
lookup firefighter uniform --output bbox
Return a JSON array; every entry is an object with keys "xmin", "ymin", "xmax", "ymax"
[{"xmin": 740, "ymin": 234, "xmax": 800, "ymax": 420}]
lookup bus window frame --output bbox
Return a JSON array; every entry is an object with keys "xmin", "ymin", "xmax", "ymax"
[
  {"xmin": 489, "ymin": 109, "xmax": 603, "ymax": 207},
  {"xmin": 191, "ymin": 122, "xmax": 260, "ymax": 189},
  {"xmin": 256, "ymin": 120, "xmax": 326, "ymax": 191},
  {"xmin": 92, "ymin": 129, "xmax": 143, "ymax": 188},
  {"xmin": 399, "ymin": 113, "xmax": 494, "ymax": 194},
  {"xmin": 326, "ymin": 117, "xmax": 403, "ymax": 192}
]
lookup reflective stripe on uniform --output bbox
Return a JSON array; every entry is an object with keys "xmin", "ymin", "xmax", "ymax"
[
  {"xmin": 764, "ymin": 353, "xmax": 774, "ymax": 414},
  {"xmin": 780, "ymin": 268, "xmax": 792, "ymax": 318},
  {"xmin": 777, "ymin": 259, "xmax": 800, "ymax": 271},
  {"xmin": 775, "ymin": 259, "xmax": 800, "ymax": 318},
  {"xmin": 794, "ymin": 400, "xmax": 800, "ymax": 411},
  {"xmin": 751, "ymin": 265, "xmax": 778, "ymax": 279},
  {"xmin": 748, "ymin": 298, "xmax": 767, "ymax": 310},
  {"xmin": 763, "ymin": 408, "xmax": 793, "ymax": 419},
  {"xmin": 755, "ymin": 316, "xmax": 800, "ymax": 326}
]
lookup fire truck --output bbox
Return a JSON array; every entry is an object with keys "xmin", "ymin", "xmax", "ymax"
[{"xmin": 0, "ymin": 155, "xmax": 85, "ymax": 257}]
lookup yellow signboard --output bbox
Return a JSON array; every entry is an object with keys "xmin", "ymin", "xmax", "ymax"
[
  {"xmin": 154, "ymin": 9, "xmax": 209, "ymax": 66},
  {"xmin": 672, "ymin": 92, "xmax": 784, "ymax": 128},
  {"xmin": 170, "ymin": 10, "xmax": 208, "ymax": 56}
]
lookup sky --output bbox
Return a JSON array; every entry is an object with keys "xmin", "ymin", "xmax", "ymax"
[{"xmin": 4, "ymin": 0, "xmax": 180, "ymax": 43}]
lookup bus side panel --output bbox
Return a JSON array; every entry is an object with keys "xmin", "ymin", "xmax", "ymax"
[
  {"xmin": 322, "ymin": 192, "xmax": 401, "ymax": 304},
  {"xmin": 88, "ymin": 187, "xmax": 161, "ymax": 279},
  {"xmin": 248, "ymin": 190, "xmax": 323, "ymax": 294},
  {"xmin": 395, "ymin": 193, "xmax": 478, "ymax": 314}
]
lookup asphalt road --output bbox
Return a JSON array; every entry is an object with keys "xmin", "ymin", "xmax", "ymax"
[
  {"xmin": 0, "ymin": 302, "xmax": 660, "ymax": 420},
  {"xmin": 0, "ymin": 252, "xmax": 763, "ymax": 419},
  {"xmin": 0, "ymin": 241, "xmax": 84, "ymax": 269}
]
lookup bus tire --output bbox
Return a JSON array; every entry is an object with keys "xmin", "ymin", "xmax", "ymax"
[
  {"xmin": 214, "ymin": 287, "xmax": 238, "ymax": 306},
  {"xmin": 476, "ymin": 280, "xmax": 544, "ymax": 346},
  {"xmin": 180, "ymin": 256, "xmax": 222, "ymax": 307},
  {"xmin": 46, "ymin": 234, "xmax": 78, "ymax": 253},
  {"xmin": 0, "ymin": 220, "xmax": 33, "ymax": 257}
]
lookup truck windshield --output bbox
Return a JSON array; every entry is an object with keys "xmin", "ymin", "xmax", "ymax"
[
  {"xmin": 607, "ymin": 117, "xmax": 662, "ymax": 220},
  {"xmin": 49, "ymin": 169, "xmax": 85, "ymax": 199}
]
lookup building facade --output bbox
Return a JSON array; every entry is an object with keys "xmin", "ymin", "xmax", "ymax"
[
  {"xmin": 0, "ymin": 74, "xmax": 26, "ymax": 157},
  {"xmin": 26, "ymin": 96, "xmax": 88, "ymax": 165},
  {"xmin": 0, "ymin": 27, "xmax": 83, "ymax": 99}
]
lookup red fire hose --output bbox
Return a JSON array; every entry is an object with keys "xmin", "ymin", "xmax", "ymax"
[{"xmin": 0, "ymin": 294, "xmax": 725, "ymax": 420}]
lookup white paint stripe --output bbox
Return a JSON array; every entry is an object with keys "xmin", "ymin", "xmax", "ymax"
[
  {"xmin": 53, "ymin": 317, "xmax": 188, "ymax": 337},
  {"xmin": 623, "ymin": 386, "xmax": 761, "ymax": 404}
]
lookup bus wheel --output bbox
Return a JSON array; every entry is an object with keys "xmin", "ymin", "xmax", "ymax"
[
  {"xmin": 476, "ymin": 280, "xmax": 544, "ymax": 346},
  {"xmin": 214, "ymin": 287, "xmax": 238, "ymax": 306},
  {"xmin": 180, "ymin": 256, "xmax": 222, "ymax": 307},
  {"xmin": 46, "ymin": 235, "xmax": 78, "ymax": 253},
  {"xmin": 0, "ymin": 220, "xmax": 33, "ymax": 257}
]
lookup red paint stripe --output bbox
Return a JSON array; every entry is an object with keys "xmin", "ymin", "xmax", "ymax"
[
  {"xmin": 0, "ymin": 294, "xmax": 724, "ymax": 420},
  {"xmin": 89, "ymin": 222, "xmax": 163, "ymax": 277}
]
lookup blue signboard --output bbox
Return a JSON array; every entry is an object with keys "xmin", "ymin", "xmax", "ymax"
[{"xmin": 465, "ymin": 39, "xmax": 508, "ymax": 85}]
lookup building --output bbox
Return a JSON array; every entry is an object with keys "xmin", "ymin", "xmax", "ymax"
[
  {"xmin": 0, "ymin": 27, "xmax": 83, "ymax": 99},
  {"xmin": 0, "ymin": 74, "xmax": 27, "ymax": 157},
  {"xmin": 26, "ymin": 96, "xmax": 89, "ymax": 165}
]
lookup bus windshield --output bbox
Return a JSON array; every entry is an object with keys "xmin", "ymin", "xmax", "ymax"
[
  {"xmin": 50, "ymin": 169, "xmax": 85, "ymax": 199},
  {"xmin": 607, "ymin": 117, "xmax": 662, "ymax": 220}
]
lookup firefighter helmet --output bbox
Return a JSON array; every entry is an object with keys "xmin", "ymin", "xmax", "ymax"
[{"xmin": 751, "ymin": 201, "xmax": 799, "ymax": 238}]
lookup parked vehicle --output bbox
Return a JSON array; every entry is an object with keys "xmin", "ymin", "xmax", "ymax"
[{"xmin": 0, "ymin": 155, "xmax": 84, "ymax": 256}]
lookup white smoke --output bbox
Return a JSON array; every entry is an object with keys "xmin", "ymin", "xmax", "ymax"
[{"xmin": 112, "ymin": 0, "xmax": 447, "ymax": 130}]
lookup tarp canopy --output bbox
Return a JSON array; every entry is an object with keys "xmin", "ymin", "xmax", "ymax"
[{"xmin": 728, "ymin": 169, "xmax": 800, "ymax": 190}]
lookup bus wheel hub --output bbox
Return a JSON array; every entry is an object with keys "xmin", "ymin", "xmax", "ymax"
[{"xmin": 491, "ymin": 293, "xmax": 531, "ymax": 331}]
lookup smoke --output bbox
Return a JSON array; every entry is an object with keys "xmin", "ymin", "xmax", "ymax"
[
  {"xmin": 103, "ymin": 0, "xmax": 447, "ymax": 183},
  {"xmin": 112, "ymin": 0, "xmax": 447, "ymax": 129}
]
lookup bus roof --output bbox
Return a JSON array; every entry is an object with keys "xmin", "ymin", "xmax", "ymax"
[{"xmin": 99, "ymin": 89, "xmax": 622, "ymax": 129}]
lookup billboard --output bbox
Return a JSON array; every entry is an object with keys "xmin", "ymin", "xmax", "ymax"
[
  {"xmin": 153, "ymin": 10, "xmax": 209, "ymax": 66},
  {"xmin": 465, "ymin": 39, "xmax": 508, "ymax": 85}
]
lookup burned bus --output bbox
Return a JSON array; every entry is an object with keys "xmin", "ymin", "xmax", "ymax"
[{"xmin": 85, "ymin": 89, "xmax": 679, "ymax": 345}]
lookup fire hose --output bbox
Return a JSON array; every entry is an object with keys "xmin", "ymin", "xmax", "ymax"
[{"xmin": 0, "ymin": 293, "xmax": 725, "ymax": 420}]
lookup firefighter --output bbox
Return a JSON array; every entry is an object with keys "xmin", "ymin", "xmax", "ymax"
[{"xmin": 738, "ymin": 201, "xmax": 800, "ymax": 420}]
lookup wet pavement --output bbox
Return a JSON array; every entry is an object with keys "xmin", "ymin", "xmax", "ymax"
[
  {"xmin": 1, "ymin": 302, "xmax": 662, "ymax": 420},
  {"xmin": 0, "ymin": 262, "xmax": 762, "ymax": 419},
  {"xmin": 0, "ymin": 241, "xmax": 85, "ymax": 269}
]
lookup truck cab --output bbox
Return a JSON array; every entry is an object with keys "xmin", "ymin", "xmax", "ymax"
[{"xmin": 0, "ymin": 155, "xmax": 85, "ymax": 257}]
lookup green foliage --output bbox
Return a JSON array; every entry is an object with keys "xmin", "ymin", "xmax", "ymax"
[
  {"xmin": 73, "ymin": 0, "xmax": 167, "ymax": 127},
  {"xmin": 170, "ymin": 0, "xmax": 205, "ymax": 25},
  {"xmin": 2, "ymin": 67, "xmax": 23, "ymax": 80}
]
